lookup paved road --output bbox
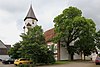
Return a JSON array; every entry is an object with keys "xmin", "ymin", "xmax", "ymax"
[
  {"xmin": 0, "ymin": 62, "xmax": 15, "ymax": 67},
  {"xmin": 0, "ymin": 61, "xmax": 100, "ymax": 67},
  {"xmin": 38, "ymin": 62, "xmax": 100, "ymax": 67}
]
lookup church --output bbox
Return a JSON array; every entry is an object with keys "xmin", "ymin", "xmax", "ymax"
[
  {"xmin": 23, "ymin": 4, "xmax": 95, "ymax": 61},
  {"xmin": 23, "ymin": 5, "xmax": 38, "ymax": 33}
]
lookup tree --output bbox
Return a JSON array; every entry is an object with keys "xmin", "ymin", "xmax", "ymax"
[
  {"xmin": 74, "ymin": 19, "xmax": 96, "ymax": 60},
  {"xmin": 53, "ymin": 6, "xmax": 96, "ymax": 60},
  {"xmin": 74, "ymin": 34, "xmax": 95, "ymax": 60},
  {"xmin": 95, "ymin": 30, "xmax": 100, "ymax": 50},
  {"xmin": 20, "ymin": 25, "xmax": 55, "ymax": 64},
  {"xmin": 8, "ymin": 42, "xmax": 21, "ymax": 59},
  {"xmin": 20, "ymin": 25, "xmax": 46, "ymax": 45}
]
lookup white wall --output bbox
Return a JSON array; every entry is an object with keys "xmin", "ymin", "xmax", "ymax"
[
  {"xmin": 60, "ymin": 46, "xmax": 69, "ymax": 60},
  {"xmin": 91, "ymin": 52, "xmax": 97, "ymax": 62},
  {"xmin": 24, "ymin": 18, "xmax": 37, "ymax": 33},
  {"xmin": 74, "ymin": 53, "xmax": 81, "ymax": 60}
]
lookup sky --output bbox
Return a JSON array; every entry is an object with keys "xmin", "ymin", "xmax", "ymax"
[{"xmin": 0, "ymin": 0, "xmax": 100, "ymax": 45}]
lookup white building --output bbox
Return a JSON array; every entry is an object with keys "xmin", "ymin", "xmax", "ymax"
[{"xmin": 23, "ymin": 5, "xmax": 38, "ymax": 33}]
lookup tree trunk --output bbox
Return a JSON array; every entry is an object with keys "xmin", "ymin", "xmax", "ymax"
[
  {"xmin": 81, "ymin": 52, "xmax": 82, "ymax": 60},
  {"xmin": 68, "ymin": 53, "xmax": 74, "ymax": 60},
  {"xmin": 71, "ymin": 54, "xmax": 74, "ymax": 60}
]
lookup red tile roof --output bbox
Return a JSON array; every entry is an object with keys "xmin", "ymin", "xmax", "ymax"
[{"xmin": 44, "ymin": 28, "xmax": 55, "ymax": 42}]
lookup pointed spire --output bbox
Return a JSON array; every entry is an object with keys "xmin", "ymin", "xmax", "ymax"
[{"xmin": 24, "ymin": 5, "xmax": 38, "ymax": 21}]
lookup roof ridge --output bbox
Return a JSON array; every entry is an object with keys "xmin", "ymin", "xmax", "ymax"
[{"xmin": 0, "ymin": 40, "xmax": 7, "ymax": 48}]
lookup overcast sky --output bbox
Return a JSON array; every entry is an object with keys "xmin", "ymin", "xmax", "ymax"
[{"xmin": 0, "ymin": 0, "xmax": 100, "ymax": 45}]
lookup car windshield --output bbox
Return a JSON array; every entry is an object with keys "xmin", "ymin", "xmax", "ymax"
[
  {"xmin": 96, "ymin": 57, "xmax": 100, "ymax": 60},
  {"xmin": 20, "ymin": 59, "xmax": 27, "ymax": 61}
]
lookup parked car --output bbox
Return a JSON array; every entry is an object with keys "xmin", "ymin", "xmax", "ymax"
[
  {"xmin": 14, "ymin": 58, "xmax": 32, "ymax": 66},
  {"xmin": 0, "ymin": 59, "xmax": 2, "ymax": 61},
  {"xmin": 2, "ymin": 58, "xmax": 14, "ymax": 64},
  {"xmin": 95, "ymin": 54, "xmax": 100, "ymax": 65}
]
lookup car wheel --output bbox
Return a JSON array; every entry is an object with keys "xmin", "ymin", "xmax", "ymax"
[
  {"xmin": 96, "ymin": 63, "xmax": 98, "ymax": 65},
  {"xmin": 15, "ymin": 64, "xmax": 17, "ymax": 66},
  {"xmin": 19, "ymin": 63, "xmax": 22, "ymax": 65}
]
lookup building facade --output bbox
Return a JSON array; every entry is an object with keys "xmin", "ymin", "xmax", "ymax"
[
  {"xmin": 0, "ymin": 40, "xmax": 11, "ymax": 60},
  {"xmin": 44, "ymin": 28, "xmax": 83, "ymax": 60}
]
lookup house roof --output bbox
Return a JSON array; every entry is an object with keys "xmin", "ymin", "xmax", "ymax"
[
  {"xmin": 5, "ymin": 45, "xmax": 11, "ymax": 50},
  {"xmin": 44, "ymin": 28, "xmax": 55, "ymax": 42},
  {"xmin": 0, "ymin": 40, "xmax": 7, "ymax": 48},
  {"xmin": 24, "ymin": 5, "xmax": 38, "ymax": 21}
]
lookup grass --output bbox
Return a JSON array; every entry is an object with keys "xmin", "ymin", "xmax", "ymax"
[{"xmin": 54, "ymin": 60, "xmax": 70, "ymax": 65}]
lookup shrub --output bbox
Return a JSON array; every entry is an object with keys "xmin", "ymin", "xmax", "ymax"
[{"xmin": 18, "ymin": 64, "xmax": 35, "ymax": 67}]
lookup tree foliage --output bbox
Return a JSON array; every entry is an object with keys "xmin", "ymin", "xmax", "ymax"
[
  {"xmin": 8, "ymin": 42, "xmax": 21, "ymax": 59},
  {"xmin": 74, "ymin": 18, "xmax": 96, "ymax": 59},
  {"xmin": 95, "ymin": 30, "xmax": 100, "ymax": 49},
  {"xmin": 9, "ymin": 25, "xmax": 55, "ymax": 64},
  {"xmin": 20, "ymin": 25, "xmax": 55, "ymax": 64},
  {"xmin": 53, "ymin": 6, "xmax": 96, "ymax": 60}
]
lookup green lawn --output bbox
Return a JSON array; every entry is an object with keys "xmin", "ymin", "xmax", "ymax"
[{"xmin": 54, "ymin": 60, "xmax": 70, "ymax": 65}]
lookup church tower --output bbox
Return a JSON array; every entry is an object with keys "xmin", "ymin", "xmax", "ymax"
[{"xmin": 23, "ymin": 5, "xmax": 38, "ymax": 33}]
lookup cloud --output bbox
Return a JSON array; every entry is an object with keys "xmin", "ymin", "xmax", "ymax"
[
  {"xmin": 0, "ymin": 0, "xmax": 29, "ymax": 13},
  {"xmin": 68, "ymin": 0, "xmax": 100, "ymax": 30},
  {"xmin": 34, "ymin": 0, "xmax": 67, "ymax": 31},
  {"xmin": 0, "ymin": 0, "xmax": 100, "ymax": 45},
  {"xmin": 0, "ymin": 22, "xmax": 21, "ymax": 45}
]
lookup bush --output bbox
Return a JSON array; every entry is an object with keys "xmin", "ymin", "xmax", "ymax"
[
  {"xmin": 39, "ymin": 50, "xmax": 55, "ymax": 64},
  {"xmin": 31, "ymin": 50, "xmax": 56, "ymax": 65},
  {"xmin": 46, "ymin": 51, "xmax": 56, "ymax": 64},
  {"xmin": 18, "ymin": 64, "xmax": 35, "ymax": 67}
]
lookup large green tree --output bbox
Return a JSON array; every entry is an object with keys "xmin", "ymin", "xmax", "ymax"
[
  {"xmin": 74, "ymin": 19, "xmax": 96, "ymax": 60},
  {"xmin": 20, "ymin": 25, "xmax": 55, "ymax": 64},
  {"xmin": 8, "ymin": 25, "xmax": 55, "ymax": 64},
  {"xmin": 53, "ymin": 6, "xmax": 96, "ymax": 60}
]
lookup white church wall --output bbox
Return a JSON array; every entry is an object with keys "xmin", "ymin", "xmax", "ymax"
[
  {"xmin": 60, "ymin": 45, "xmax": 69, "ymax": 60},
  {"xmin": 24, "ymin": 19, "xmax": 37, "ymax": 33},
  {"xmin": 91, "ymin": 52, "xmax": 97, "ymax": 62},
  {"xmin": 74, "ymin": 53, "xmax": 81, "ymax": 60},
  {"xmin": 25, "ymin": 19, "xmax": 37, "ymax": 27}
]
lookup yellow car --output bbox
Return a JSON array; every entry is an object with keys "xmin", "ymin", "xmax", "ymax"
[{"xmin": 14, "ymin": 58, "xmax": 32, "ymax": 66}]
